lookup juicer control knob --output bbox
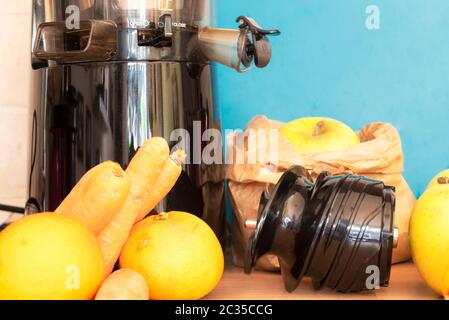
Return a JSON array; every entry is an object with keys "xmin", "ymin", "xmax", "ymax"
[
  {"xmin": 138, "ymin": 14, "xmax": 173, "ymax": 48},
  {"xmin": 237, "ymin": 16, "xmax": 281, "ymax": 68}
]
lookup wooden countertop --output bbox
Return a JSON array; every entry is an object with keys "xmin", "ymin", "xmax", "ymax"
[{"xmin": 207, "ymin": 262, "xmax": 440, "ymax": 300}]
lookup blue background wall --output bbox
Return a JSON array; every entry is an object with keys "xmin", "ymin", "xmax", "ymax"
[{"xmin": 216, "ymin": 0, "xmax": 449, "ymax": 196}]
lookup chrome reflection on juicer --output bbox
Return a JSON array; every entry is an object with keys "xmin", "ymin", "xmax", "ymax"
[
  {"xmin": 245, "ymin": 166, "xmax": 397, "ymax": 293},
  {"xmin": 28, "ymin": 0, "xmax": 280, "ymax": 245}
]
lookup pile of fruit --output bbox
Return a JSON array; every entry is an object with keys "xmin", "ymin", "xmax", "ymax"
[{"xmin": 0, "ymin": 138, "xmax": 224, "ymax": 300}]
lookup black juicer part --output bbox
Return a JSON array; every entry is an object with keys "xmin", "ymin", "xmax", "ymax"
[{"xmin": 244, "ymin": 166, "xmax": 397, "ymax": 293}]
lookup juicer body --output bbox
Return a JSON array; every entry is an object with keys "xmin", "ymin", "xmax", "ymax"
[{"xmin": 29, "ymin": 61, "xmax": 226, "ymax": 241}]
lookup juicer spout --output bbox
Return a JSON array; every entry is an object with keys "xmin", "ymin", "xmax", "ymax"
[{"xmin": 198, "ymin": 16, "xmax": 281, "ymax": 72}]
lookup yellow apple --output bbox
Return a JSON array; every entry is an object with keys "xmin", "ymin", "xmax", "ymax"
[
  {"xmin": 427, "ymin": 169, "xmax": 449, "ymax": 190},
  {"xmin": 280, "ymin": 117, "xmax": 360, "ymax": 155},
  {"xmin": 410, "ymin": 185, "xmax": 449, "ymax": 298}
]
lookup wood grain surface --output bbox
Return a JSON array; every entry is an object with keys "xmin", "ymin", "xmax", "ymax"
[{"xmin": 206, "ymin": 262, "xmax": 440, "ymax": 300}]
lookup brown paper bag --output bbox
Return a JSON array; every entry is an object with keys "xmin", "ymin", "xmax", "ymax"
[{"xmin": 227, "ymin": 116, "xmax": 415, "ymax": 270}]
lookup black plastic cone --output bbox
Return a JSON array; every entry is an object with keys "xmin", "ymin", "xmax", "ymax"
[{"xmin": 245, "ymin": 166, "xmax": 395, "ymax": 293}]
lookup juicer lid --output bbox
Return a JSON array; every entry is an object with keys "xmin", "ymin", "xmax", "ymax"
[
  {"xmin": 31, "ymin": 0, "xmax": 280, "ymax": 72},
  {"xmin": 32, "ymin": 0, "xmax": 213, "ymax": 29}
]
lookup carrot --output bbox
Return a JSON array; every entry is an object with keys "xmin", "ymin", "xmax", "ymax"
[
  {"xmin": 95, "ymin": 269, "xmax": 149, "ymax": 300},
  {"xmin": 56, "ymin": 162, "xmax": 131, "ymax": 235},
  {"xmin": 55, "ymin": 162, "xmax": 110, "ymax": 214},
  {"xmin": 135, "ymin": 149, "xmax": 186, "ymax": 222},
  {"xmin": 97, "ymin": 138, "xmax": 178, "ymax": 276}
]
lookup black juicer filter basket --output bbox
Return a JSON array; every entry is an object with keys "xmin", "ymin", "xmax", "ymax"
[{"xmin": 245, "ymin": 166, "xmax": 396, "ymax": 293}]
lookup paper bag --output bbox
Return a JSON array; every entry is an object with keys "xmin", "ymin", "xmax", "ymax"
[{"xmin": 227, "ymin": 116, "xmax": 415, "ymax": 270}]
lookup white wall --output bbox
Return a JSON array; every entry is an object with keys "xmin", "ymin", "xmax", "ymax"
[{"xmin": 0, "ymin": 1, "xmax": 32, "ymax": 208}]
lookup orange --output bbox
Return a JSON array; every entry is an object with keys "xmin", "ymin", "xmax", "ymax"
[
  {"xmin": 119, "ymin": 211, "xmax": 224, "ymax": 300},
  {"xmin": 444, "ymin": 270, "xmax": 449, "ymax": 300},
  {"xmin": 0, "ymin": 213, "xmax": 105, "ymax": 300}
]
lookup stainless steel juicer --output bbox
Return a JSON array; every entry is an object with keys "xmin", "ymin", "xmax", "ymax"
[{"xmin": 27, "ymin": 0, "xmax": 280, "ymax": 243}]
